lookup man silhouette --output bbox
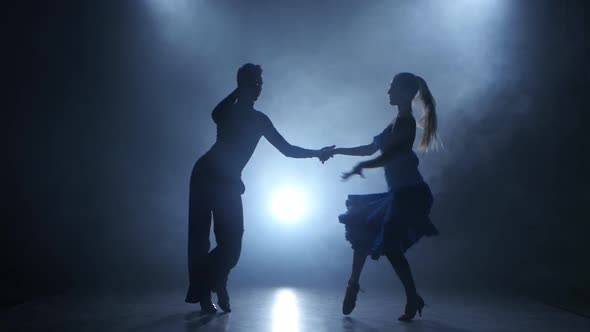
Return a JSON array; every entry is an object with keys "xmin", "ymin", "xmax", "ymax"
[{"xmin": 186, "ymin": 63, "xmax": 333, "ymax": 314}]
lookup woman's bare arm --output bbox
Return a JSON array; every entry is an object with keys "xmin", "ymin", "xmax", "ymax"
[{"xmin": 333, "ymin": 144, "xmax": 379, "ymax": 157}]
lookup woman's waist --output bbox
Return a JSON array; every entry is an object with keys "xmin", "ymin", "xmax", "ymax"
[
  {"xmin": 385, "ymin": 164, "xmax": 423, "ymax": 182},
  {"xmin": 386, "ymin": 173, "xmax": 426, "ymax": 193},
  {"xmin": 388, "ymin": 181, "xmax": 432, "ymax": 202}
]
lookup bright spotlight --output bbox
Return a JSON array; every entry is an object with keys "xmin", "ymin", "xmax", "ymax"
[{"xmin": 271, "ymin": 187, "xmax": 307, "ymax": 223}]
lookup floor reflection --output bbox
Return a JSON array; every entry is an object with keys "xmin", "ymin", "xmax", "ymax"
[
  {"xmin": 3, "ymin": 288, "xmax": 588, "ymax": 332},
  {"xmin": 272, "ymin": 288, "xmax": 300, "ymax": 332}
]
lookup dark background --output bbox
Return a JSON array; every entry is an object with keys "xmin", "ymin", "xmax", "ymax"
[{"xmin": 4, "ymin": 0, "xmax": 588, "ymax": 309}]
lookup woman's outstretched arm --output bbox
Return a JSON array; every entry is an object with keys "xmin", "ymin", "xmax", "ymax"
[{"xmin": 333, "ymin": 144, "xmax": 379, "ymax": 157}]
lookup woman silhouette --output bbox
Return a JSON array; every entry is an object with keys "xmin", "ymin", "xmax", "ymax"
[
  {"xmin": 331, "ymin": 72, "xmax": 439, "ymax": 321},
  {"xmin": 186, "ymin": 63, "xmax": 333, "ymax": 314}
]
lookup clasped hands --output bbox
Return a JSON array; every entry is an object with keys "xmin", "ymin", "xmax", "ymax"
[
  {"xmin": 316, "ymin": 146, "xmax": 364, "ymax": 180},
  {"xmin": 317, "ymin": 145, "xmax": 335, "ymax": 164}
]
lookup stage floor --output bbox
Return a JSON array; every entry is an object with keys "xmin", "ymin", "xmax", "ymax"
[{"xmin": 2, "ymin": 287, "xmax": 588, "ymax": 332}]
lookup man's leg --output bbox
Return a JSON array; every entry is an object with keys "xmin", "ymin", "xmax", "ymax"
[
  {"xmin": 209, "ymin": 190, "xmax": 244, "ymax": 311},
  {"xmin": 185, "ymin": 179, "xmax": 213, "ymax": 306}
]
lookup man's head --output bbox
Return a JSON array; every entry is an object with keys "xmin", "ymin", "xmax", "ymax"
[{"xmin": 237, "ymin": 63, "xmax": 263, "ymax": 102}]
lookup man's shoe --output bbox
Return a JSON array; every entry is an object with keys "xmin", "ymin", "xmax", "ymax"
[
  {"xmin": 200, "ymin": 298, "xmax": 218, "ymax": 315},
  {"xmin": 214, "ymin": 286, "xmax": 231, "ymax": 313}
]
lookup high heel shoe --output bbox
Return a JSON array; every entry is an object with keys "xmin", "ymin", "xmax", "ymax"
[
  {"xmin": 398, "ymin": 294, "xmax": 425, "ymax": 322},
  {"xmin": 342, "ymin": 282, "xmax": 360, "ymax": 315}
]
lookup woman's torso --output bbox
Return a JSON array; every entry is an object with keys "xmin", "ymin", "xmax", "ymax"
[{"xmin": 375, "ymin": 116, "xmax": 424, "ymax": 191}]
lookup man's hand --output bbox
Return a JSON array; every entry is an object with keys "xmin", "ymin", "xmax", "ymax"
[{"xmin": 318, "ymin": 145, "xmax": 336, "ymax": 163}]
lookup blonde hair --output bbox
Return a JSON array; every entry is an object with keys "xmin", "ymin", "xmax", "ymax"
[{"xmin": 415, "ymin": 75, "xmax": 439, "ymax": 151}]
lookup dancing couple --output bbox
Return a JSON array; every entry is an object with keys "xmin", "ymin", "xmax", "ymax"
[{"xmin": 185, "ymin": 64, "xmax": 439, "ymax": 322}]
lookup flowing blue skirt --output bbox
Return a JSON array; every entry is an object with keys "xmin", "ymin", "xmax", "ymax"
[{"xmin": 338, "ymin": 182, "xmax": 438, "ymax": 260}]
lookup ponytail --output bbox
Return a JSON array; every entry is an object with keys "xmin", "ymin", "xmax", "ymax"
[{"xmin": 416, "ymin": 76, "xmax": 439, "ymax": 151}]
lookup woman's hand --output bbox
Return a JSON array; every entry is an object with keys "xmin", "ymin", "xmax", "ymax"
[
  {"xmin": 341, "ymin": 163, "xmax": 365, "ymax": 180},
  {"xmin": 318, "ymin": 145, "xmax": 336, "ymax": 163}
]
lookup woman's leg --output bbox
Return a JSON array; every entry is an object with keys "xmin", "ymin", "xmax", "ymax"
[
  {"xmin": 386, "ymin": 249, "xmax": 424, "ymax": 321},
  {"xmin": 343, "ymin": 249, "xmax": 368, "ymax": 315},
  {"xmin": 385, "ymin": 251, "xmax": 417, "ymax": 301},
  {"xmin": 349, "ymin": 249, "xmax": 368, "ymax": 285},
  {"xmin": 383, "ymin": 192, "xmax": 419, "ymax": 306}
]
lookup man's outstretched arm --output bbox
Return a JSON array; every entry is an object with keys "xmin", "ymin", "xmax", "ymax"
[{"xmin": 260, "ymin": 113, "xmax": 323, "ymax": 159}]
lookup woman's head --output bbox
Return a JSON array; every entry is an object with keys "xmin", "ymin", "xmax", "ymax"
[
  {"xmin": 237, "ymin": 63, "xmax": 263, "ymax": 102},
  {"xmin": 388, "ymin": 72, "xmax": 420, "ymax": 106},
  {"xmin": 388, "ymin": 72, "xmax": 439, "ymax": 150}
]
